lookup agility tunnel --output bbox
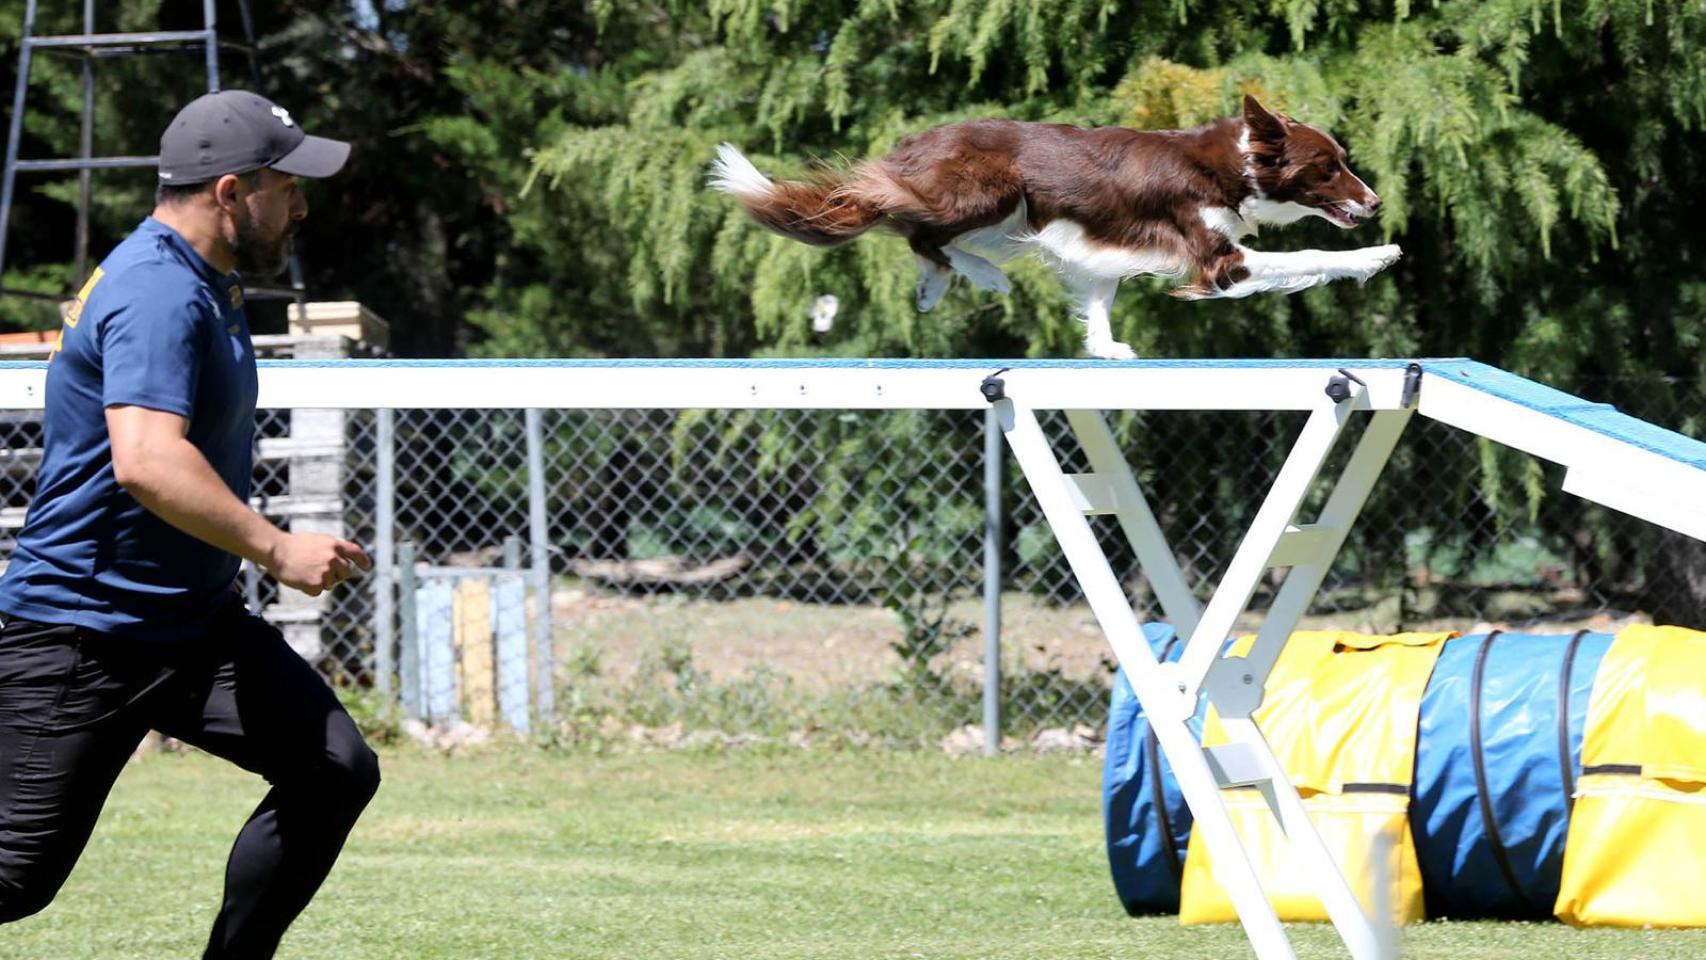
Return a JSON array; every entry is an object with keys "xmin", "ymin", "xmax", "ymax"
[{"xmin": 1104, "ymin": 623, "xmax": 1706, "ymax": 927}]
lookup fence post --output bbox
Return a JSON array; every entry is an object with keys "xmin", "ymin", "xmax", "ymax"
[
  {"xmin": 498, "ymin": 534, "xmax": 529, "ymax": 734},
  {"xmin": 525, "ymin": 408, "xmax": 554, "ymax": 727},
  {"xmin": 374, "ymin": 407, "xmax": 395, "ymax": 701},
  {"xmin": 397, "ymin": 540, "xmax": 418, "ymax": 720},
  {"xmin": 983, "ymin": 406, "xmax": 1004, "ymax": 756}
]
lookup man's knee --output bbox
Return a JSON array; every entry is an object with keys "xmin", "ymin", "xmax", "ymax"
[{"xmin": 326, "ymin": 731, "xmax": 380, "ymax": 809}]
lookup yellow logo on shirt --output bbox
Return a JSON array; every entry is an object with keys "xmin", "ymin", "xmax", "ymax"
[
  {"xmin": 229, "ymin": 285, "xmax": 244, "ymax": 310},
  {"xmin": 63, "ymin": 266, "xmax": 104, "ymax": 329},
  {"xmin": 49, "ymin": 267, "xmax": 104, "ymax": 364}
]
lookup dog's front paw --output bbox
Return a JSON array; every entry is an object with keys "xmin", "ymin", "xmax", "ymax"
[
  {"xmin": 1084, "ymin": 337, "xmax": 1139, "ymax": 360},
  {"xmin": 1350, "ymin": 244, "xmax": 1402, "ymax": 280}
]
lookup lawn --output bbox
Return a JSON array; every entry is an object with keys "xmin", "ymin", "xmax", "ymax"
[{"xmin": 5, "ymin": 746, "xmax": 1702, "ymax": 959}]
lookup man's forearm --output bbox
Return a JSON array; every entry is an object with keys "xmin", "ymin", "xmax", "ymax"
[{"xmin": 115, "ymin": 435, "xmax": 283, "ymax": 568}]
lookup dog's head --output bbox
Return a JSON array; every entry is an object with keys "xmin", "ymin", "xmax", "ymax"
[{"xmin": 1240, "ymin": 95, "xmax": 1380, "ymax": 229}]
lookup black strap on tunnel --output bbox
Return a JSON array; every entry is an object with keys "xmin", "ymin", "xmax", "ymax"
[
  {"xmin": 1469, "ymin": 630, "xmax": 1538, "ymax": 914},
  {"xmin": 1341, "ymin": 782, "xmax": 1409, "ymax": 795},
  {"xmin": 1556, "ymin": 629, "xmax": 1589, "ymax": 815},
  {"xmin": 1145, "ymin": 633, "xmax": 1185, "ymax": 881}
]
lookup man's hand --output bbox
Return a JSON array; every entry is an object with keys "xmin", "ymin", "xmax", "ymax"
[
  {"xmin": 266, "ymin": 533, "xmax": 373, "ymax": 597},
  {"xmin": 106, "ymin": 405, "xmax": 375, "ymax": 597}
]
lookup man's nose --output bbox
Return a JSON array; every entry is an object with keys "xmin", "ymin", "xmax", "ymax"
[{"xmin": 291, "ymin": 192, "xmax": 309, "ymax": 221}]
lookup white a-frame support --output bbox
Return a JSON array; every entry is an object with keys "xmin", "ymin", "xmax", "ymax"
[{"xmin": 990, "ymin": 374, "xmax": 1411, "ymax": 960}]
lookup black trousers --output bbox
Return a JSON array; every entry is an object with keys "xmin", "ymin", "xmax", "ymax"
[{"xmin": 0, "ymin": 599, "xmax": 380, "ymax": 958}]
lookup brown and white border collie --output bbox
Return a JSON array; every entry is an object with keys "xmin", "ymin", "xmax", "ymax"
[{"xmin": 709, "ymin": 96, "xmax": 1400, "ymax": 358}]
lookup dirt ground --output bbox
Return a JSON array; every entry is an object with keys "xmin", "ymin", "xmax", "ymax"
[{"xmin": 550, "ymin": 584, "xmax": 1652, "ymax": 692}]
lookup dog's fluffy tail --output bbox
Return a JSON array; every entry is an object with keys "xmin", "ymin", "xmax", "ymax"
[{"xmin": 708, "ymin": 144, "xmax": 884, "ymax": 247}]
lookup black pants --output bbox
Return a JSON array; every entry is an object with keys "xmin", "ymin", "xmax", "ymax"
[{"xmin": 0, "ymin": 600, "xmax": 380, "ymax": 958}]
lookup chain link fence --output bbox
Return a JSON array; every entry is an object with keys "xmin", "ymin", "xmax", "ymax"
[{"xmin": 0, "ymin": 378, "xmax": 1701, "ymax": 748}]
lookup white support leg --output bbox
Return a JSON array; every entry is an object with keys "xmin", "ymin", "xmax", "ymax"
[
  {"xmin": 1204, "ymin": 409, "xmax": 1414, "ymax": 717},
  {"xmin": 1062, "ymin": 408, "xmax": 1202, "ymax": 638},
  {"xmin": 997, "ymin": 397, "xmax": 1297, "ymax": 960},
  {"xmin": 1175, "ymin": 399, "xmax": 1358, "ymax": 699},
  {"xmin": 1191, "ymin": 408, "xmax": 1415, "ymax": 960},
  {"xmin": 997, "ymin": 378, "xmax": 1410, "ymax": 960}
]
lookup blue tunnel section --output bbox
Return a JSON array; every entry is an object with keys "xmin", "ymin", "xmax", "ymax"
[
  {"xmin": 1102, "ymin": 623, "xmax": 1195, "ymax": 916},
  {"xmin": 1410, "ymin": 630, "xmax": 1613, "ymax": 918}
]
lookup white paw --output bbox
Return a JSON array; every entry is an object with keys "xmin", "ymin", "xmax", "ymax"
[
  {"xmin": 915, "ymin": 255, "xmax": 952, "ymax": 312},
  {"xmin": 944, "ymin": 247, "xmax": 1012, "ymax": 294},
  {"xmin": 1348, "ymin": 243, "xmax": 1402, "ymax": 280},
  {"xmin": 916, "ymin": 275, "xmax": 950, "ymax": 312},
  {"xmin": 1084, "ymin": 338, "xmax": 1138, "ymax": 360}
]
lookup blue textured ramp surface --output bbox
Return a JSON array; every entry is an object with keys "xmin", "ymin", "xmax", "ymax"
[{"xmin": 1419, "ymin": 360, "xmax": 1706, "ymax": 471}]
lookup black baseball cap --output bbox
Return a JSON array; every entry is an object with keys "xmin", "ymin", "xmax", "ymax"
[{"xmin": 157, "ymin": 90, "xmax": 350, "ymax": 185}]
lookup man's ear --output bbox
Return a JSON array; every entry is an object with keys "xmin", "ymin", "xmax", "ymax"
[
  {"xmin": 1243, "ymin": 94, "xmax": 1287, "ymax": 142},
  {"xmin": 212, "ymin": 173, "xmax": 244, "ymax": 212}
]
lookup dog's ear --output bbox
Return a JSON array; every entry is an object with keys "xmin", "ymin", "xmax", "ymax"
[{"xmin": 1243, "ymin": 95, "xmax": 1287, "ymax": 142}]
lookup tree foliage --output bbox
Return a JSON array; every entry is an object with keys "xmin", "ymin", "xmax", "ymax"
[
  {"xmin": 2, "ymin": 2, "xmax": 1703, "ymax": 614},
  {"xmin": 514, "ymin": 0, "xmax": 1704, "ymax": 388}
]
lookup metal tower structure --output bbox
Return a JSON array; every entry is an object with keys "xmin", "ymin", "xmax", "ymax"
[{"xmin": 0, "ymin": 0, "xmax": 304, "ymax": 307}]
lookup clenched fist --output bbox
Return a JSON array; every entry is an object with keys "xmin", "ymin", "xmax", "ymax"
[{"xmin": 266, "ymin": 533, "xmax": 373, "ymax": 597}]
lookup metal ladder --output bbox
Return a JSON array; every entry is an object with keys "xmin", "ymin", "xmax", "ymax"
[{"xmin": 0, "ymin": 0, "xmax": 298, "ymax": 306}]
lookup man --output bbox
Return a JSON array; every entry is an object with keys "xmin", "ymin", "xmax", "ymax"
[{"xmin": 0, "ymin": 90, "xmax": 379, "ymax": 958}]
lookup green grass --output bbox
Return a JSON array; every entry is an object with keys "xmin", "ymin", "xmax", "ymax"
[{"xmin": 6, "ymin": 747, "xmax": 1704, "ymax": 959}]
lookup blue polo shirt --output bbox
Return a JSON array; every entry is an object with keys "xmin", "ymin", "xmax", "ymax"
[{"xmin": 0, "ymin": 217, "xmax": 258, "ymax": 640}]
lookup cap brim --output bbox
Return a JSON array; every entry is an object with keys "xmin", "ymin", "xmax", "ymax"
[{"xmin": 270, "ymin": 134, "xmax": 351, "ymax": 179}]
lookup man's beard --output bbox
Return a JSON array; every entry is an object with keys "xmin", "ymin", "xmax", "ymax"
[{"xmin": 231, "ymin": 218, "xmax": 293, "ymax": 279}]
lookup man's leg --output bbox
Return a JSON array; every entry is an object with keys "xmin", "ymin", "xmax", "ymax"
[
  {"xmin": 149, "ymin": 604, "xmax": 380, "ymax": 960},
  {"xmin": 0, "ymin": 620, "xmax": 155, "ymax": 923}
]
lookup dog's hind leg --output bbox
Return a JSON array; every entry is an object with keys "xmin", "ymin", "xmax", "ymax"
[
  {"xmin": 1073, "ymin": 278, "xmax": 1136, "ymax": 360},
  {"xmin": 943, "ymin": 246, "xmax": 1012, "ymax": 294},
  {"xmin": 915, "ymin": 254, "xmax": 953, "ymax": 312}
]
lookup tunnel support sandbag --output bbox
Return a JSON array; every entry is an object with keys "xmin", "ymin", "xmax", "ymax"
[
  {"xmin": 1555, "ymin": 625, "xmax": 1706, "ymax": 928},
  {"xmin": 1178, "ymin": 631, "xmax": 1450, "ymax": 926}
]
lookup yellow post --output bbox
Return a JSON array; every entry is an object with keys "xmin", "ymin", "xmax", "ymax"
[{"xmin": 453, "ymin": 579, "xmax": 497, "ymax": 727}]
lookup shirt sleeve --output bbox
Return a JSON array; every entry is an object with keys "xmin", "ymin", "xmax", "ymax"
[{"xmin": 99, "ymin": 283, "xmax": 209, "ymax": 418}]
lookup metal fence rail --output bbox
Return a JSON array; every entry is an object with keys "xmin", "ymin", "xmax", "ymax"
[{"xmin": 0, "ymin": 383, "xmax": 1699, "ymax": 745}]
